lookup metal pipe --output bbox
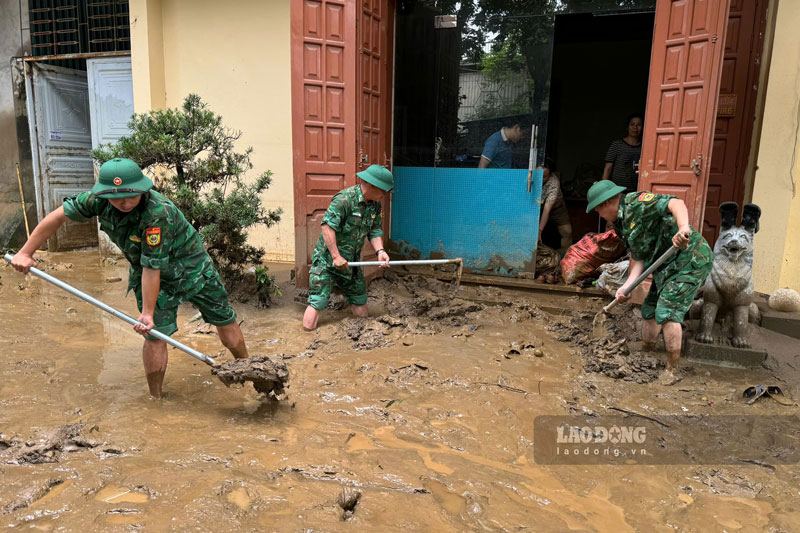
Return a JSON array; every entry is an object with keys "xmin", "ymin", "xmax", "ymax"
[
  {"xmin": 3, "ymin": 253, "xmax": 215, "ymax": 366},
  {"xmin": 22, "ymin": 50, "xmax": 130, "ymax": 62},
  {"xmin": 347, "ymin": 259, "xmax": 459, "ymax": 267},
  {"xmin": 527, "ymin": 124, "xmax": 536, "ymax": 193},
  {"xmin": 15, "ymin": 163, "xmax": 31, "ymax": 239}
]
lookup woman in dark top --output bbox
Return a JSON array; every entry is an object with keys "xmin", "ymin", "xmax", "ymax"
[{"xmin": 602, "ymin": 113, "xmax": 643, "ymax": 191}]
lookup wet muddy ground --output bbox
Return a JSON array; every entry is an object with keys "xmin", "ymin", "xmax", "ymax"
[{"xmin": 1, "ymin": 250, "xmax": 799, "ymax": 531}]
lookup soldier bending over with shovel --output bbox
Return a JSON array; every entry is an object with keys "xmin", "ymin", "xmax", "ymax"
[
  {"xmin": 10, "ymin": 158, "xmax": 249, "ymax": 398},
  {"xmin": 586, "ymin": 181, "xmax": 713, "ymax": 384},
  {"xmin": 302, "ymin": 165, "xmax": 394, "ymax": 330}
]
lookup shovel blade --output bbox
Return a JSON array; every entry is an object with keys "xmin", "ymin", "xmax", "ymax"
[
  {"xmin": 592, "ymin": 311, "xmax": 610, "ymax": 338},
  {"xmin": 211, "ymin": 355, "xmax": 289, "ymax": 399}
]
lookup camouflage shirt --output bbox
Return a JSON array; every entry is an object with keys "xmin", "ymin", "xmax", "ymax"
[
  {"xmin": 63, "ymin": 190, "xmax": 215, "ymax": 300},
  {"xmin": 613, "ymin": 191, "xmax": 707, "ymax": 286},
  {"xmin": 312, "ymin": 185, "xmax": 383, "ymax": 275}
]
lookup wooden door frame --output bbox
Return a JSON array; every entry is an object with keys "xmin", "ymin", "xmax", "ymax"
[
  {"xmin": 639, "ymin": 0, "xmax": 732, "ymax": 228},
  {"xmin": 290, "ymin": 0, "xmax": 395, "ymax": 286},
  {"xmin": 290, "ymin": 0, "xmax": 358, "ymax": 287},
  {"xmin": 741, "ymin": 0, "xmax": 780, "ymax": 204}
]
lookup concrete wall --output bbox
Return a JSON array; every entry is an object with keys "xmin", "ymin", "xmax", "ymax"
[
  {"xmin": 129, "ymin": 0, "xmax": 294, "ymax": 262},
  {"xmin": 751, "ymin": 0, "xmax": 800, "ymax": 293},
  {"xmin": 0, "ymin": 2, "xmax": 34, "ymax": 248}
]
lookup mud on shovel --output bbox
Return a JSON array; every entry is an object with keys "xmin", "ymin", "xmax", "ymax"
[
  {"xmin": 348, "ymin": 258, "xmax": 464, "ymax": 290},
  {"xmin": 3, "ymin": 253, "xmax": 288, "ymax": 397},
  {"xmin": 592, "ymin": 246, "xmax": 679, "ymax": 338}
]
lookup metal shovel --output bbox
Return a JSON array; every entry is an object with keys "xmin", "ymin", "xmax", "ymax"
[
  {"xmin": 3, "ymin": 253, "xmax": 288, "ymax": 396},
  {"xmin": 592, "ymin": 246, "xmax": 679, "ymax": 338},
  {"xmin": 347, "ymin": 258, "xmax": 464, "ymax": 288}
]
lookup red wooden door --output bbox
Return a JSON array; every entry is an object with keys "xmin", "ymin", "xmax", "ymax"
[
  {"xmin": 640, "ymin": 0, "xmax": 731, "ymax": 228},
  {"xmin": 291, "ymin": 0, "xmax": 357, "ymax": 287},
  {"xmin": 357, "ymin": 0, "xmax": 394, "ymax": 251},
  {"xmin": 703, "ymin": 0, "xmax": 767, "ymax": 245}
]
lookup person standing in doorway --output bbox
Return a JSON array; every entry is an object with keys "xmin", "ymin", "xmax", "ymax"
[
  {"xmin": 601, "ymin": 113, "xmax": 643, "ymax": 191},
  {"xmin": 537, "ymin": 158, "xmax": 572, "ymax": 256},
  {"xmin": 478, "ymin": 122, "xmax": 524, "ymax": 169}
]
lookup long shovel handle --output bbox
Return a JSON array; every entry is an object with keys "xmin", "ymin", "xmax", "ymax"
[
  {"xmin": 3, "ymin": 253, "xmax": 215, "ymax": 366},
  {"xmin": 602, "ymin": 245, "xmax": 680, "ymax": 314},
  {"xmin": 347, "ymin": 259, "xmax": 460, "ymax": 267}
]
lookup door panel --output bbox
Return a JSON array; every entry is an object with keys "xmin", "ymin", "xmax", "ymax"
[
  {"xmin": 702, "ymin": 0, "xmax": 767, "ymax": 245},
  {"xmin": 640, "ymin": 0, "xmax": 731, "ymax": 228},
  {"xmin": 291, "ymin": 0, "xmax": 358, "ymax": 287},
  {"xmin": 32, "ymin": 63, "xmax": 96, "ymax": 251},
  {"xmin": 356, "ymin": 0, "xmax": 394, "ymax": 260},
  {"xmin": 87, "ymin": 57, "xmax": 134, "ymax": 148},
  {"xmin": 87, "ymin": 57, "xmax": 135, "ymax": 256},
  {"xmin": 291, "ymin": 0, "xmax": 393, "ymax": 287}
]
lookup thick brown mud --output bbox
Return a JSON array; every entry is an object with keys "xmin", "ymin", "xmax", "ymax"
[{"xmin": 1, "ymin": 251, "xmax": 799, "ymax": 531}]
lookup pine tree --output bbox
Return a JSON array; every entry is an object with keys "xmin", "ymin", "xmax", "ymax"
[{"xmin": 92, "ymin": 94, "xmax": 282, "ymax": 305}]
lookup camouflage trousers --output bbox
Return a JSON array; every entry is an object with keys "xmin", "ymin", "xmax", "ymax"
[
  {"xmin": 307, "ymin": 263, "xmax": 368, "ymax": 310},
  {"xmin": 642, "ymin": 233, "xmax": 713, "ymax": 324},
  {"xmin": 134, "ymin": 269, "xmax": 236, "ymax": 340}
]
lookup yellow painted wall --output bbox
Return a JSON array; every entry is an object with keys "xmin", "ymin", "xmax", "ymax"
[
  {"xmin": 129, "ymin": 0, "xmax": 294, "ymax": 262},
  {"xmin": 751, "ymin": 0, "xmax": 800, "ymax": 293}
]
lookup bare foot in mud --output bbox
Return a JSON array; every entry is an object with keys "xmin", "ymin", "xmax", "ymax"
[{"xmin": 658, "ymin": 369, "xmax": 682, "ymax": 386}]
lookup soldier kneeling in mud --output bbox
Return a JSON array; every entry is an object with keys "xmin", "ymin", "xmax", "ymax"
[
  {"xmin": 10, "ymin": 158, "xmax": 250, "ymax": 398},
  {"xmin": 302, "ymin": 165, "xmax": 394, "ymax": 330},
  {"xmin": 586, "ymin": 181, "xmax": 713, "ymax": 384}
]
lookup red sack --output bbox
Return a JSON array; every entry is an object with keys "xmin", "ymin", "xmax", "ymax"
[{"xmin": 560, "ymin": 230, "xmax": 627, "ymax": 284}]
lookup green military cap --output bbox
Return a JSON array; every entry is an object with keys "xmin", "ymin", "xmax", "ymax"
[
  {"xmin": 586, "ymin": 180, "xmax": 627, "ymax": 213},
  {"xmin": 91, "ymin": 158, "xmax": 154, "ymax": 198},
  {"xmin": 356, "ymin": 164, "xmax": 394, "ymax": 192}
]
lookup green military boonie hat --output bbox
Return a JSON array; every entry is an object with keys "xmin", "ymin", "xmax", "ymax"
[
  {"xmin": 91, "ymin": 158, "xmax": 153, "ymax": 199},
  {"xmin": 356, "ymin": 164, "xmax": 394, "ymax": 192},
  {"xmin": 586, "ymin": 181, "xmax": 627, "ymax": 213}
]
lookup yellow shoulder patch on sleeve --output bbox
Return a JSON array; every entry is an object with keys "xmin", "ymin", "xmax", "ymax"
[{"xmin": 638, "ymin": 192, "xmax": 655, "ymax": 203}]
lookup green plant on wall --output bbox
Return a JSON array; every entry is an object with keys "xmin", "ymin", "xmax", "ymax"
[{"xmin": 92, "ymin": 93, "xmax": 282, "ymax": 305}]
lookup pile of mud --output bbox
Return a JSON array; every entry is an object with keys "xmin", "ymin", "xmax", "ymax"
[
  {"xmin": 0, "ymin": 423, "xmax": 121, "ymax": 465},
  {"xmin": 547, "ymin": 311, "xmax": 664, "ymax": 384},
  {"xmin": 211, "ymin": 355, "xmax": 289, "ymax": 398},
  {"xmin": 328, "ymin": 272, "xmax": 487, "ymax": 351}
]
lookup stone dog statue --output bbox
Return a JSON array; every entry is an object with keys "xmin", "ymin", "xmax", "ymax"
[{"xmin": 695, "ymin": 202, "xmax": 761, "ymax": 348}]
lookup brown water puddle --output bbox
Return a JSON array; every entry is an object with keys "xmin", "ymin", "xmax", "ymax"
[{"xmin": 1, "ymin": 250, "xmax": 798, "ymax": 531}]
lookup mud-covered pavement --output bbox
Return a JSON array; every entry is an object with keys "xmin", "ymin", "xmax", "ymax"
[{"xmin": 2, "ymin": 251, "xmax": 799, "ymax": 531}]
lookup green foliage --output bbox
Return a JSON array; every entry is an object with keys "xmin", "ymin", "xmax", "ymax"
[
  {"xmin": 255, "ymin": 265, "xmax": 282, "ymax": 307},
  {"xmin": 92, "ymin": 94, "xmax": 282, "ymax": 303}
]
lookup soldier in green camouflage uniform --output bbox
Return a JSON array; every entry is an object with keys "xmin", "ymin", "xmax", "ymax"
[
  {"xmin": 303, "ymin": 165, "xmax": 394, "ymax": 330},
  {"xmin": 587, "ymin": 181, "xmax": 713, "ymax": 380},
  {"xmin": 613, "ymin": 191, "xmax": 713, "ymax": 325},
  {"xmin": 10, "ymin": 158, "xmax": 249, "ymax": 397}
]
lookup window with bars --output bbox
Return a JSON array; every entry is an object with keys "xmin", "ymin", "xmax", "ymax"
[{"xmin": 28, "ymin": 0, "xmax": 131, "ymax": 57}]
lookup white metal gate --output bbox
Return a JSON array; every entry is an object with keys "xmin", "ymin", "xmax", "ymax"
[{"xmin": 27, "ymin": 63, "xmax": 96, "ymax": 251}]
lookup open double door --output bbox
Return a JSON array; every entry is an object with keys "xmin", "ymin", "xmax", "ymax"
[{"xmin": 26, "ymin": 57, "xmax": 133, "ymax": 251}]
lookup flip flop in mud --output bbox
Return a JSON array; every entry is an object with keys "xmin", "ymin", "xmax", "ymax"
[
  {"xmin": 767, "ymin": 386, "xmax": 794, "ymax": 406},
  {"xmin": 743, "ymin": 385, "xmax": 768, "ymax": 404}
]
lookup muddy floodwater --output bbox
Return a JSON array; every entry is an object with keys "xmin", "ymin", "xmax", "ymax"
[{"xmin": 1, "ymin": 251, "xmax": 799, "ymax": 531}]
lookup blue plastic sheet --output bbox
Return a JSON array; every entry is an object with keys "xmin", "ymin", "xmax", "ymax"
[{"xmin": 390, "ymin": 167, "xmax": 543, "ymax": 274}]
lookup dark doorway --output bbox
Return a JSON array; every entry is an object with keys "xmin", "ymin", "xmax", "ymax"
[{"xmin": 542, "ymin": 11, "xmax": 654, "ymax": 248}]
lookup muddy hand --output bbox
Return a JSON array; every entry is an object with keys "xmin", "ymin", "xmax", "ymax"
[
  {"xmin": 11, "ymin": 253, "xmax": 36, "ymax": 274},
  {"xmin": 377, "ymin": 251, "xmax": 391, "ymax": 268},
  {"xmin": 672, "ymin": 226, "xmax": 691, "ymax": 248},
  {"xmin": 333, "ymin": 255, "xmax": 349, "ymax": 270},
  {"xmin": 134, "ymin": 313, "xmax": 155, "ymax": 337},
  {"xmin": 615, "ymin": 286, "xmax": 631, "ymax": 303}
]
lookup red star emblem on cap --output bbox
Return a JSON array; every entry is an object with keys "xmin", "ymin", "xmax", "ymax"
[{"xmin": 113, "ymin": 177, "xmax": 122, "ymax": 185}]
